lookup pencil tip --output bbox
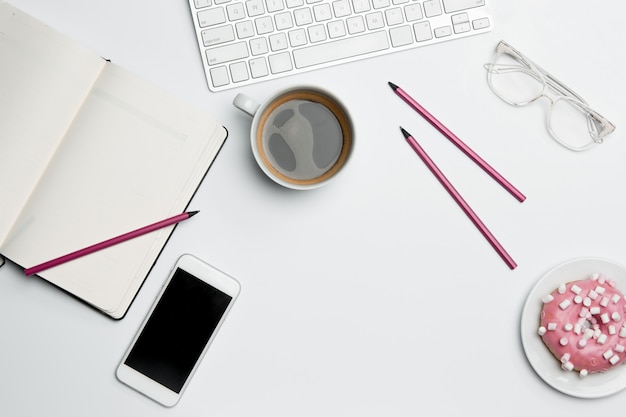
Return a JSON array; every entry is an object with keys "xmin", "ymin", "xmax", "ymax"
[
  {"xmin": 388, "ymin": 81, "xmax": 398, "ymax": 91},
  {"xmin": 188, "ymin": 211, "xmax": 199, "ymax": 217},
  {"xmin": 400, "ymin": 127, "xmax": 411, "ymax": 139}
]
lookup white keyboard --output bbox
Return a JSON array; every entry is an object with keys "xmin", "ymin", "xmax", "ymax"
[{"xmin": 187, "ymin": 0, "xmax": 493, "ymax": 92}]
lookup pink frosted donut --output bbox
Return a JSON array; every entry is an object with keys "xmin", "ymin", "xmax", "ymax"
[{"xmin": 539, "ymin": 273, "xmax": 626, "ymax": 376}]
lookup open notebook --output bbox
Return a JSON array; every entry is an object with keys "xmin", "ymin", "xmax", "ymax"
[{"xmin": 0, "ymin": 3, "xmax": 228, "ymax": 318}]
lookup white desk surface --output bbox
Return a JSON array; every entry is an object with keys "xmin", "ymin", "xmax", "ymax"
[{"xmin": 2, "ymin": 0, "xmax": 625, "ymax": 415}]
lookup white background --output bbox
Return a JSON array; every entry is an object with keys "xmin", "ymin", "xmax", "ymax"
[{"xmin": 1, "ymin": 0, "xmax": 625, "ymax": 415}]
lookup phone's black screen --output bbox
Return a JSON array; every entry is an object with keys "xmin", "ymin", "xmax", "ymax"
[{"xmin": 124, "ymin": 268, "xmax": 232, "ymax": 393}]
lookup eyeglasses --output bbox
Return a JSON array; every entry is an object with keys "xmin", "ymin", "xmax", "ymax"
[{"xmin": 484, "ymin": 40, "xmax": 615, "ymax": 151}]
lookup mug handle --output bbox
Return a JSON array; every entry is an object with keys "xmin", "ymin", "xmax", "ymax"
[{"xmin": 233, "ymin": 93, "xmax": 260, "ymax": 118}]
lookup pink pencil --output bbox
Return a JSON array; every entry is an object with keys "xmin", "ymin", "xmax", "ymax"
[
  {"xmin": 401, "ymin": 128, "xmax": 517, "ymax": 270},
  {"xmin": 389, "ymin": 82, "xmax": 526, "ymax": 203},
  {"xmin": 24, "ymin": 211, "xmax": 198, "ymax": 276}
]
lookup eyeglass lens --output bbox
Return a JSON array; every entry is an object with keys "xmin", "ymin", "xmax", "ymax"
[
  {"xmin": 488, "ymin": 50, "xmax": 600, "ymax": 151},
  {"xmin": 488, "ymin": 52, "xmax": 544, "ymax": 105},
  {"xmin": 550, "ymin": 99, "xmax": 599, "ymax": 150}
]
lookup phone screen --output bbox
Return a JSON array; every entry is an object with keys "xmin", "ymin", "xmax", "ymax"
[{"xmin": 124, "ymin": 267, "xmax": 233, "ymax": 393}]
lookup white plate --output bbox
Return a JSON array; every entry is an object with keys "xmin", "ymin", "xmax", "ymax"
[{"xmin": 521, "ymin": 257, "xmax": 626, "ymax": 398}]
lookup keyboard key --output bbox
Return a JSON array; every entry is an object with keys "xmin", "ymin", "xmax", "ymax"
[
  {"xmin": 373, "ymin": 0, "xmax": 390, "ymax": 9},
  {"xmin": 293, "ymin": 30, "xmax": 389, "ymax": 68},
  {"xmin": 332, "ymin": 0, "xmax": 352, "ymax": 18},
  {"xmin": 366, "ymin": 12, "xmax": 385, "ymax": 30},
  {"xmin": 250, "ymin": 37, "xmax": 269, "ymax": 55},
  {"xmin": 472, "ymin": 17, "xmax": 490, "ymax": 29},
  {"xmin": 346, "ymin": 16, "xmax": 365, "ymax": 34},
  {"xmin": 413, "ymin": 21, "xmax": 432, "ymax": 41},
  {"xmin": 255, "ymin": 16, "xmax": 274, "ymax": 34},
  {"xmin": 266, "ymin": 0, "xmax": 285, "ymax": 12},
  {"xmin": 236, "ymin": 20, "xmax": 255, "ymax": 38},
  {"xmin": 275, "ymin": 12, "xmax": 294, "ymax": 30},
  {"xmin": 226, "ymin": 3, "xmax": 246, "ymax": 20},
  {"xmin": 352, "ymin": 0, "xmax": 371, "ymax": 13},
  {"xmin": 451, "ymin": 12, "xmax": 469, "ymax": 24},
  {"xmin": 313, "ymin": 3, "xmax": 333, "ymax": 21},
  {"xmin": 194, "ymin": 0, "xmax": 212, "ymax": 9},
  {"xmin": 385, "ymin": 8, "xmax": 404, "ymax": 26},
  {"xmin": 269, "ymin": 52, "xmax": 293, "ymax": 73},
  {"xmin": 442, "ymin": 0, "xmax": 485, "ymax": 13},
  {"xmin": 288, "ymin": 28, "xmax": 308, "ymax": 46},
  {"xmin": 308, "ymin": 24, "xmax": 327, "ymax": 42},
  {"xmin": 423, "ymin": 1, "xmax": 442, "ymax": 17},
  {"xmin": 434, "ymin": 26, "xmax": 452, "ymax": 37},
  {"xmin": 453, "ymin": 21, "xmax": 471, "ymax": 33},
  {"xmin": 269, "ymin": 32, "xmax": 289, "ymax": 50},
  {"xmin": 389, "ymin": 25, "xmax": 413, "ymax": 47},
  {"xmin": 202, "ymin": 25, "xmax": 236, "ymax": 47},
  {"xmin": 206, "ymin": 41, "xmax": 249, "ymax": 65},
  {"xmin": 404, "ymin": 4, "xmax": 423, "ymax": 21},
  {"xmin": 209, "ymin": 66, "xmax": 230, "ymax": 87},
  {"xmin": 230, "ymin": 61, "xmax": 250, "ymax": 82},
  {"xmin": 327, "ymin": 20, "xmax": 347, "ymax": 38},
  {"xmin": 250, "ymin": 57, "xmax": 269, "ymax": 77},
  {"xmin": 246, "ymin": 0, "xmax": 266, "ymax": 17},
  {"xmin": 198, "ymin": 8, "xmax": 226, "ymax": 27},
  {"xmin": 294, "ymin": 8, "xmax": 313, "ymax": 25}
]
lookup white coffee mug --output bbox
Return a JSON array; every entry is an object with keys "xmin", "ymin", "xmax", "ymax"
[{"xmin": 233, "ymin": 86, "xmax": 354, "ymax": 190}]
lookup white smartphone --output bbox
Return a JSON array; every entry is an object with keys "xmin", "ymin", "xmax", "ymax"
[{"xmin": 116, "ymin": 254, "xmax": 240, "ymax": 407}]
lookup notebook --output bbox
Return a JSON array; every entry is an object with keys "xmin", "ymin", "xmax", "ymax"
[{"xmin": 0, "ymin": 3, "xmax": 228, "ymax": 319}]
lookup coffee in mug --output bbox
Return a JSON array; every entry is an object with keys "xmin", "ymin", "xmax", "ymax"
[{"xmin": 233, "ymin": 86, "xmax": 353, "ymax": 190}]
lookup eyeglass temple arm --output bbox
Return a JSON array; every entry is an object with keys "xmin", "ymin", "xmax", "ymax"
[{"xmin": 494, "ymin": 41, "xmax": 587, "ymax": 104}]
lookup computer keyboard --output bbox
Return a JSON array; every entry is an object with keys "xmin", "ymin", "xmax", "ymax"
[{"xmin": 187, "ymin": 0, "xmax": 493, "ymax": 92}]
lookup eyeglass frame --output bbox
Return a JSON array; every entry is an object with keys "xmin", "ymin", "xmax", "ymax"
[{"xmin": 484, "ymin": 40, "xmax": 615, "ymax": 151}]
